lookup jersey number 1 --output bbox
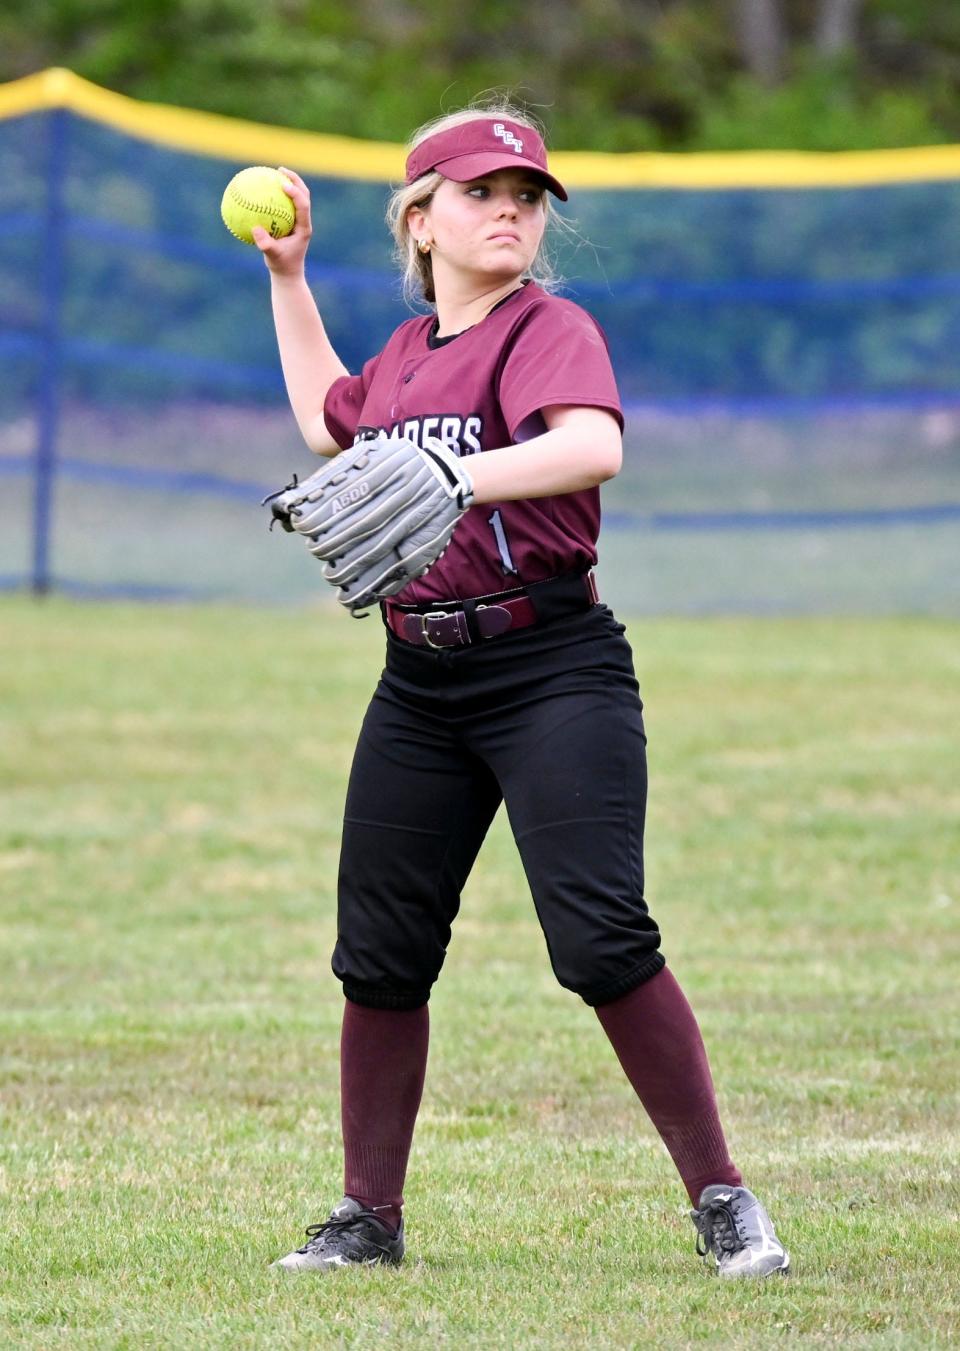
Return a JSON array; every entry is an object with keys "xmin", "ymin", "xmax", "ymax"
[{"xmin": 487, "ymin": 509, "xmax": 518, "ymax": 575}]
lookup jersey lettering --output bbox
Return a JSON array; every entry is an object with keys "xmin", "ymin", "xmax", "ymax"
[
  {"xmin": 355, "ymin": 414, "xmax": 486, "ymax": 457},
  {"xmin": 440, "ymin": 415, "xmax": 462, "ymax": 446},
  {"xmin": 462, "ymin": 417, "xmax": 483, "ymax": 454},
  {"xmin": 487, "ymin": 509, "xmax": 518, "ymax": 574}
]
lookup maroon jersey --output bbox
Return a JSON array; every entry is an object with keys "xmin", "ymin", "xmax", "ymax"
[{"xmin": 324, "ymin": 282, "xmax": 623, "ymax": 603}]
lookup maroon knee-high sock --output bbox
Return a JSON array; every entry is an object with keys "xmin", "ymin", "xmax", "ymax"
[
  {"xmin": 595, "ymin": 967, "xmax": 742, "ymax": 1206},
  {"xmin": 340, "ymin": 1000, "xmax": 429, "ymax": 1234}
]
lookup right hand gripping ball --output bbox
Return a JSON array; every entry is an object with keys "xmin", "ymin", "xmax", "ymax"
[{"xmin": 221, "ymin": 166, "xmax": 295, "ymax": 244}]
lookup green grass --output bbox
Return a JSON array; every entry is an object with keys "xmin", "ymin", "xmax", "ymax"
[{"xmin": 1, "ymin": 599, "xmax": 958, "ymax": 1348}]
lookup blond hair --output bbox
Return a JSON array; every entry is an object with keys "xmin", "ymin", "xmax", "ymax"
[{"xmin": 385, "ymin": 100, "xmax": 563, "ymax": 308}]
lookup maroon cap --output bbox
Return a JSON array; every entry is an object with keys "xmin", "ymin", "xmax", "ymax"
[{"xmin": 405, "ymin": 118, "xmax": 568, "ymax": 201}]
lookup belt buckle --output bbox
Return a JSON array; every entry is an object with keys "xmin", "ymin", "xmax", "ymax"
[{"xmin": 421, "ymin": 609, "xmax": 454, "ymax": 648}]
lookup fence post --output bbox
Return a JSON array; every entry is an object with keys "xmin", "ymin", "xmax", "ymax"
[{"xmin": 32, "ymin": 107, "xmax": 67, "ymax": 596}]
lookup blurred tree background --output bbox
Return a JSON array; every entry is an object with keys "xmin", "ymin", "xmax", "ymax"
[{"xmin": 1, "ymin": 0, "xmax": 958, "ymax": 150}]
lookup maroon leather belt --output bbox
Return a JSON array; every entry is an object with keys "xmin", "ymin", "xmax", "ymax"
[{"xmin": 384, "ymin": 572, "xmax": 599, "ymax": 649}]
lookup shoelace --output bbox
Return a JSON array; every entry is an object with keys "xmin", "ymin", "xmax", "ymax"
[
  {"xmin": 297, "ymin": 1210, "xmax": 392, "ymax": 1256},
  {"xmin": 694, "ymin": 1198, "xmax": 743, "ymax": 1258}
]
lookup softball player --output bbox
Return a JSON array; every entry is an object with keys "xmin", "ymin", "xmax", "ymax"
[{"xmin": 256, "ymin": 104, "xmax": 789, "ymax": 1279}]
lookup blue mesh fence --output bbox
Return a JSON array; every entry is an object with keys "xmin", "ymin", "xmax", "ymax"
[{"xmin": 1, "ymin": 101, "xmax": 958, "ymax": 613}]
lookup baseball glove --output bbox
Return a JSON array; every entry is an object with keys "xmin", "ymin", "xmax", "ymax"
[{"xmin": 264, "ymin": 433, "xmax": 474, "ymax": 614}]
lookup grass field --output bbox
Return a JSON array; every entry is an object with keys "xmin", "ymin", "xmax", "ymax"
[{"xmin": 1, "ymin": 599, "xmax": 958, "ymax": 1348}]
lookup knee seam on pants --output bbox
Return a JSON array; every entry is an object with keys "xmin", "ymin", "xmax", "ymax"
[
  {"xmin": 578, "ymin": 952, "xmax": 666, "ymax": 1008},
  {"xmin": 341, "ymin": 980, "xmax": 432, "ymax": 1011}
]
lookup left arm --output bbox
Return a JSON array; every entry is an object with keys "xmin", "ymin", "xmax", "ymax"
[{"xmin": 465, "ymin": 406, "xmax": 622, "ymax": 505}]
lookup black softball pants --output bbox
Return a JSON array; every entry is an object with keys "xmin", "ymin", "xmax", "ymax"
[{"xmin": 332, "ymin": 604, "xmax": 665, "ymax": 1010}]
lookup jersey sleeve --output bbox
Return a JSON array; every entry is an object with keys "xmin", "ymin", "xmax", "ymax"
[
  {"xmin": 323, "ymin": 351, "xmax": 383, "ymax": 449},
  {"xmin": 497, "ymin": 300, "xmax": 624, "ymax": 440}
]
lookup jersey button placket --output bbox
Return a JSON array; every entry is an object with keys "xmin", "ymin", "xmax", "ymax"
[{"xmin": 392, "ymin": 363, "xmax": 418, "ymax": 420}]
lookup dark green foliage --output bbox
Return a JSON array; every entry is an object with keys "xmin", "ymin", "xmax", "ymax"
[{"xmin": 1, "ymin": 1, "xmax": 959, "ymax": 150}]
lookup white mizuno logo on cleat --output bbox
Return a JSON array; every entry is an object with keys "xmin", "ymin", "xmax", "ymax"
[{"xmin": 752, "ymin": 1211, "xmax": 785, "ymax": 1258}]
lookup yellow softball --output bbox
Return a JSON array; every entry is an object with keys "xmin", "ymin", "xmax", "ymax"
[{"xmin": 220, "ymin": 166, "xmax": 296, "ymax": 244}]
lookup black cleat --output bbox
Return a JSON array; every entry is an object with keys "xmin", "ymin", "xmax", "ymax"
[
  {"xmin": 691, "ymin": 1184, "xmax": 790, "ymax": 1278},
  {"xmin": 271, "ymin": 1196, "xmax": 404, "ymax": 1272}
]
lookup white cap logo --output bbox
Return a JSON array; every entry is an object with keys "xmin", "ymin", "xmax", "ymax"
[{"xmin": 493, "ymin": 123, "xmax": 523, "ymax": 154}]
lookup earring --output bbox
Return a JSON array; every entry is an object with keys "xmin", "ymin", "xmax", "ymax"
[{"xmin": 418, "ymin": 238, "xmax": 431, "ymax": 255}]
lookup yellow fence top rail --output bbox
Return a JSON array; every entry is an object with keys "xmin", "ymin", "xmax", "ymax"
[{"xmin": 5, "ymin": 67, "xmax": 960, "ymax": 191}]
